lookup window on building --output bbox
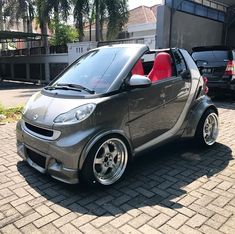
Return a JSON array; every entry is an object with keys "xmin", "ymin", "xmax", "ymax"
[
  {"xmin": 194, "ymin": 0, "xmax": 202, "ymax": 4},
  {"xmin": 208, "ymin": 8, "xmax": 218, "ymax": 20},
  {"xmin": 181, "ymin": 1, "xmax": 195, "ymax": 13},
  {"xmin": 217, "ymin": 5, "xmax": 226, "ymax": 12},
  {"xmin": 165, "ymin": 0, "xmax": 226, "ymax": 22},
  {"xmin": 165, "ymin": 0, "xmax": 172, "ymax": 6},
  {"xmin": 210, "ymin": 2, "xmax": 217, "ymax": 9},
  {"xmin": 218, "ymin": 11, "xmax": 225, "ymax": 21},
  {"xmin": 195, "ymin": 4, "xmax": 207, "ymax": 17},
  {"xmin": 203, "ymin": 0, "xmax": 210, "ymax": 7}
]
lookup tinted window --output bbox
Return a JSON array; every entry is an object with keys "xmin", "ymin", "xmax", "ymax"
[
  {"xmin": 218, "ymin": 11, "xmax": 225, "ymax": 21},
  {"xmin": 182, "ymin": 1, "xmax": 194, "ymax": 13},
  {"xmin": 192, "ymin": 51, "xmax": 229, "ymax": 62},
  {"xmin": 195, "ymin": 5, "xmax": 207, "ymax": 17},
  {"xmin": 51, "ymin": 48, "xmax": 132, "ymax": 94},
  {"xmin": 208, "ymin": 8, "xmax": 218, "ymax": 20}
]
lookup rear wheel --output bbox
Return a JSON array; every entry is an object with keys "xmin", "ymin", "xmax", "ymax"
[
  {"xmin": 194, "ymin": 109, "xmax": 219, "ymax": 147},
  {"xmin": 81, "ymin": 136, "xmax": 129, "ymax": 186}
]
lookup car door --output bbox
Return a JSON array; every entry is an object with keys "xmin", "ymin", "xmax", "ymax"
[
  {"xmin": 164, "ymin": 49, "xmax": 192, "ymax": 129},
  {"xmin": 128, "ymin": 49, "xmax": 191, "ymax": 149}
]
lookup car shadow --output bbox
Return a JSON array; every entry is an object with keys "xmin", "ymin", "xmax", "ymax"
[
  {"xmin": 16, "ymin": 140, "xmax": 233, "ymax": 216},
  {"xmin": 209, "ymin": 94, "xmax": 235, "ymax": 111}
]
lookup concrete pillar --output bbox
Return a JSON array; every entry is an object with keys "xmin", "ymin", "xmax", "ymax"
[
  {"xmin": 26, "ymin": 63, "xmax": 30, "ymax": 81},
  {"xmin": 10, "ymin": 64, "xmax": 14, "ymax": 80},
  {"xmin": 45, "ymin": 62, "xmax": 50, "ymax": 83},
  {"xmin": 156, "ymin": 5, "xmax": 171, "ymax": 49}
]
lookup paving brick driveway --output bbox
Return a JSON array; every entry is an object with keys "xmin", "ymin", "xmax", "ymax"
[{"xmin": 0, "ymin": 100, "xmax": 235, "ymax": 234}]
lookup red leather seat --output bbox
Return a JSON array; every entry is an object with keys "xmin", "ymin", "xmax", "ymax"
[
  {"xmin": 148, "ymin": 52, "xmax": 173, "ymax": 83},
  {"xmin": 132, "ymin": 59, "xmax": 144, "ymax": 76}
]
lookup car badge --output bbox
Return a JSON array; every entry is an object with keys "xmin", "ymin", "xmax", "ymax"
[{"xmin": 33, "ymin": 114, "xmax": 38, "ymax": 120}]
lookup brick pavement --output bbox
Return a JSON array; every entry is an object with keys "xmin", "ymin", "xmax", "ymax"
[{"xmin": 0, "ymin": 101, "xmax": 235, "ymax": 233}]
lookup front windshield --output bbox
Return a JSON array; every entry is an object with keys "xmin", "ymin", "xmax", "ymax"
[{"xmin": 50, "ymin": 47, "xmax": 132, "ymax": 94}]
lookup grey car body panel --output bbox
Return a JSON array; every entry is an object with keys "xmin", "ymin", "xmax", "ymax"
[
  {"xmin": 181, "ymin": 95, "xmax": 218, "ymax": 138},
  {"xmin": 133, "ymin": 49, "xmax": 201, "ymax": 153},
  {"xmin": 16, "ymin": 44, "xmax": 218, "ymax": 184}
]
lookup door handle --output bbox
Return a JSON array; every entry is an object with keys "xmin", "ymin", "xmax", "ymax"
[
  {"xmin": 180, "ymin": 70, "xmax": 191, "ymax": 80},
  {"xmin": 165, "ymin": 85, "xmax": 172, "ymax": 89}
]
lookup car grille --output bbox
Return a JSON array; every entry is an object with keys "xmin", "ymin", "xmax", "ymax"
[
  {"xmin": 26, "ymin": 148, "xmax": 46, "ymax": 168},
  {"xmin": 25, "ymin": 122, "xmax": 53, "ymax": 137}
]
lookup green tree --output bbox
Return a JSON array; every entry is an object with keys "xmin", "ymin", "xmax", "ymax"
[
  {"xmin": 35, "ymin": 0, "xmax": 71, "ymax": 47},
  {"xmin": 73, "ymin": 0, "xmax": 89, "ymax": 42},
  {"xmin": 105, "ymin": 0, "xmax": 128, "ymax": 40},
  {"xmin": 49, "ymin": 21, "xmax": 78, "ymax": 45},
  {"xmin": 94, "ymin": 0, "xmax": 129, "ymax": 41},
  {"xmin": 4, "ymin": 0, "xmax": 35, "ymax": 32},
  {"xmin": 73, "ymin": 0, "xmax": 128, "ymax": 42}
]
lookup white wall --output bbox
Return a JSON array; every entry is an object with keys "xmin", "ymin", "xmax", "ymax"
[{"xmin": 67, "ymin": 42, "xmax": 97, "ymax": 64}]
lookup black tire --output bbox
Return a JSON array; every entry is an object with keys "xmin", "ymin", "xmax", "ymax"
[
  {"xmin": 194, "ymin": 109, "xmax": 219, "ymax": 147},
  {"xmin": 80, "ymin": 135, "xmax": 130, "ymax": 187}
]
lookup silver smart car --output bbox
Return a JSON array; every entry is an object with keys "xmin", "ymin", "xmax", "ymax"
[{"xmin": 16, "ymin": 44, "xmax": 219, "ymax": 186}]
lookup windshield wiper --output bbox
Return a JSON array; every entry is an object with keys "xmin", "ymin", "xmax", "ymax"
[{"xmin": 45, "ymin": 83, "xmax": 95, "ymax": 94}]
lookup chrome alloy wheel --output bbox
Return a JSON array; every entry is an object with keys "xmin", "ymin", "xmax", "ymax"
[
  {"xmin": 92, "ymin": 138, "xmax": 128, "ymax": 185},
  {"xmin": 203, "ymin": 113, "xmax": 219, "ymax": 146}
]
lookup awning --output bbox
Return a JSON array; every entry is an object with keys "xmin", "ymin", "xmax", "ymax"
[{"xmin": 0, "ymin": 31, "xmax": 47, "ymax": 43}]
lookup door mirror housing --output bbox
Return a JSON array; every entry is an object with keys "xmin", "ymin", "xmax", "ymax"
[{"xmin": 128, "ymin": 75, "xmax": 152, "ymax": 88}]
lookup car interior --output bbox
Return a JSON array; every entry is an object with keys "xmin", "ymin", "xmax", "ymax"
[{"xmin": 131, "ymin": 51, "xmax": 176, "ymax": 83}]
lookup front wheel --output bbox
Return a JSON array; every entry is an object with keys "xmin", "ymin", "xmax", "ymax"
[
  {"xmin": 194, "ymin": 109, "xmax": 219, "ymax": 147},
  {"xmin": 81, "ymin": 136, "xmax": 129, "ymax": 186}
]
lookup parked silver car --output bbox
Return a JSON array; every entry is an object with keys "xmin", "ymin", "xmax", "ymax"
[{"xmin": 16, "ymin": 44, "xmax": 219, "ymax": 186}]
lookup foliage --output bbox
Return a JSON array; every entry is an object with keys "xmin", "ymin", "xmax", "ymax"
[
  {"xmin": 49, "ymin": 21, "xmax": 78, "ymax": 46},
  {"xmin": 73, "ymin": 0, "xmax": 90, "ymax": 41},
  {"xmin": 1, "ymin": 0, "xmax": 129, "ymax": 43},
  {"xmin": 73, "ymin": 0, "xmax": 129, "ymax": 41},
  {"xmin": 35, "ymin": 0, "xmax": 71, "ymax": 46},
  {"xmin": 0, "ymin": 103, "xmax": 23, "ymax": 123},
  {"xmin": 4, "ymin": 0, "xmax": 34, "ymax": 27},
  {"xmin": 105, "ymin": 0, "xmax": 129, "ymax": 40}
]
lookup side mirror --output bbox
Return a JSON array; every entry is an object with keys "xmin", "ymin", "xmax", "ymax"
[{"xmin": 128, "ymin": 75, "xmax": 152, "ymax": 88}]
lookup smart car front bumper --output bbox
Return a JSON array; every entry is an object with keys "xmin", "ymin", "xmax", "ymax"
[{"xmin": 16, "ymin": 119, "xmax": 87, "ymax": 184}]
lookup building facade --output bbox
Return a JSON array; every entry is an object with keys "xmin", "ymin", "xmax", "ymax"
[{"xmin": 157, "ymin": 0, "xmax": 235, "ymax": 51}]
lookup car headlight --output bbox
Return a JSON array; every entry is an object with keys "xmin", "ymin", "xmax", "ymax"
[{"xmin": 54, "ymin": 103, "xmax": 96, "ymax": 124}]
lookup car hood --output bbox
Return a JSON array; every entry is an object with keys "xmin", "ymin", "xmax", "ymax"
[{"xmin": 23, "ymin": 91, "xmax": 105, "ymax": 128}]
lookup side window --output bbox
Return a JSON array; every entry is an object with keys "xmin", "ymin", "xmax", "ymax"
[{"xmin": 172, "ymin": 50, "xmax": 187, "ymax": 75}]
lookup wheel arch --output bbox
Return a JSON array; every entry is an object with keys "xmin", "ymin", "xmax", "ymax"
[
  {"xmin": 78, "ymin": 130, "xmax": 133, "ymax": 171},
  {"xmin": 182, "ymin": 96, "xmax": 218, "ymax": 138}
]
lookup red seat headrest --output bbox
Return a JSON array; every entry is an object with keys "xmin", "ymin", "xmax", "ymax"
[
  {"xmin": 148, "ymin": 52, "xmax": 173, "ymax": 83},
  {"xmin": 132, "ymin": 59, "xmax": 144, "ymax": 76}
]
